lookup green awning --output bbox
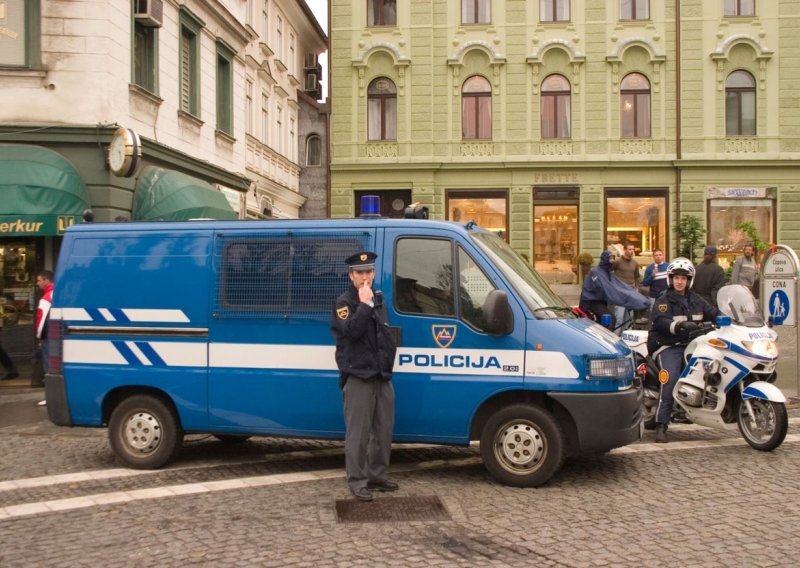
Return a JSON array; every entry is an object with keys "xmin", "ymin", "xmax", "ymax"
[
  {"xmin": 133, "ymin": 166, "xmax": 237, "ymax": 221},
  {"xmin": 0, "ymin": 144, "xmax": 91, "ymax": 236}
]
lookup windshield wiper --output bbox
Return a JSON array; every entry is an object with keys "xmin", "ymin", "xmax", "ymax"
[{"xmin": 533, "ymin": 306, "xmax": 574, "ymax": 315}]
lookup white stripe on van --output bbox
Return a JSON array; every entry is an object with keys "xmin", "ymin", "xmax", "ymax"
[
  {"xmin": 53, "ymin": 308, "xmax": 93, "ymax": 321},
  {"xmin": 98, "ymin": 308, "xmax": 115, "ymax": 322},
  {"xmin": 210, "ymin": 344, "xmax": 337, "ymax": 370},
  {"xmin": 125, "ymin": 341, "xmax": 153, "ymax": 366},
  {"xmin": 122, "ymin": 309, "xmax": 190, "ymax": 323},
  {"xmin": 62, "ymin": 341, "xmax": 579, "ymax": 379},
  {"xmin": 64, "ymin": 340, "xmax": 128, "ymax": 365}
]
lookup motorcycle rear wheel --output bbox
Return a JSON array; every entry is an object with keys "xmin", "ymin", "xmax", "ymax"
[{"xmin": 737, "ymin": 399, "xmax": 788, "ymax": 451}]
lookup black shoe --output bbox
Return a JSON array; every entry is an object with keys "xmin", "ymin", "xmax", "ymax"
[
  {"xmin": 654, "ymin": 424, "xmax": 668, "ymax": 443},
  {"xmin": 351, "ymin": 487, "xmax": 373, "ymax": 501},
  {"xmin": 367, "ymin": 479, "xmax": 399, "ymax": 492}
]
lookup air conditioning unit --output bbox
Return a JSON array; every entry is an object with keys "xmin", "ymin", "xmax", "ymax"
[
  {"xmin": 134, "ymin": 0, "xmax": 163, "ymax": 27},
  {"xmin": 304, "ymin": 53, "xmax": 318, "ymax": 69},
  {"xmin": 304, "ymin": 73, "xmax": 318, "ymax": 92}
]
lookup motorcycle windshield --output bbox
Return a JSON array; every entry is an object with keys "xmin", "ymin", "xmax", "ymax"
[{"xmin": 716, "ymin": 284, "xmax": 764, "ymax": 327}]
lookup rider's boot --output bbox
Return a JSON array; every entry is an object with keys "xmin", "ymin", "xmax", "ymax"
[{"xmin": 654, "ymin": 424, "xmax": 668, "ymax": 443}]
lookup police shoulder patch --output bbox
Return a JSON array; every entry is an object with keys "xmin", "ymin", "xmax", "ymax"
[
  {"xmin": 658, "ymin": 303, "xmax": 668, "ymax": 313},
  {"xmin": 337, "ymin": 306, "xmax": 350, "ymax": 320}
]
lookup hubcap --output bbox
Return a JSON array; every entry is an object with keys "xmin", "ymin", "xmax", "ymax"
[
  {"xmin": 495, "ymin": 421, "xmax": 545, "ymax": 472},
  {"xmin": 123, "ymin": 411, "xmax": 162, "ymax": 453},
  {"xmin": 741, "ymin": 400, "xmax": 775, "ymax": 442}
]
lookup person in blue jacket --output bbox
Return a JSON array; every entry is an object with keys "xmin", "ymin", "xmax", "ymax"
[
  {"xmin": 579, "ymin": 251, "xmax": 649, "ymax": 331},
  {"xmin": 641, "ymin": 248, "xmax": 669, "ymax": 301}
]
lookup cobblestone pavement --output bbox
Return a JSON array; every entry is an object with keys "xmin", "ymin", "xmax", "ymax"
[{"xmin": 1, "ymin": 389, "xmax": 799, "ymax": 567}]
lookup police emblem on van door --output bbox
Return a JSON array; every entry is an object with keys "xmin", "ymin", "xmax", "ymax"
[{"xmin": 432, "ymin": 325, "xmax": 456, "ymax": 348}]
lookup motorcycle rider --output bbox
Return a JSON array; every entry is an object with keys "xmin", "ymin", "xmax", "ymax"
[{"xmin": 647, "ymin": 258, "xmax": 719, "ymax": 443}]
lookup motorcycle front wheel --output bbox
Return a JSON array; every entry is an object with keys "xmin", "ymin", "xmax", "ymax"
[{"xmin": 737, "ymin": 398, "xmax": 788, "ymax": 451}]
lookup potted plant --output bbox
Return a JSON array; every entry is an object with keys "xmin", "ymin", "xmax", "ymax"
[{"xmin": 674, "ymin": 214, "xmax": 705, "ymax": 262}]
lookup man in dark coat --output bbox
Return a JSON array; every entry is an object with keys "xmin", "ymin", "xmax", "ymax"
[
  {"xmin": 330, "ymin": 251, "xmax": 398, "ymax": 501},
  {"xmin": 693, "ymin": 246, "xmax": 726, "ymax": 307}
]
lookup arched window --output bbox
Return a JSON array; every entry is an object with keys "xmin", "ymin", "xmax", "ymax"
[
  {"xmin": 541, "ymin": 74, "xmax": 571, "ymax": 139},
  {"xmin": 306, "ymin": 134, "xmax": 321, "ymax": 166},
  {"xmin": 620, "ymin": 73, "xmax": 651, "ymax": 138},
  {"xmin": 725, "ymin": 70, "xmax": 756, "ymax": 136},
  {"xmin": 462, "ymin": 75, "xmax": 492, "ymax": 139},
  {"xmin": 367, "ymin": 77, "xmax": 397, "ymax": 140}
]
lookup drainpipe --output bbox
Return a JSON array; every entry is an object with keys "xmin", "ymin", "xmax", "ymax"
[{"xmin": 674, "ymin": 0, "xmax": 682, "ymax": 256}]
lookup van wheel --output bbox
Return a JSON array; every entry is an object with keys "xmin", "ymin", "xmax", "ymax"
[
  {"xmin": 480, "ymin": 404, "xmax": 565, "ymax": 488},
  {"xmin": 214, "ymin": 435, "xmax": 252, "ymax": 444},
  {"xmin": 109, "ymin": 395, "xmax": 182, "ymax": 469}
]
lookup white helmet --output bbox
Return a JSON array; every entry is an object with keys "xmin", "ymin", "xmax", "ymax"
[{"xmin": 667, "ymin": 257, "xmax": 695, "ymax": 289}]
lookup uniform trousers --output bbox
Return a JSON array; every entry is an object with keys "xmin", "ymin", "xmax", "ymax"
[
  {"xmin": 655, "ymin": 345, "xmax": 685, "ymax": 425},
  {"xmin": 343, "ymin": 376, "xmax": 395, "ymax": 491}
]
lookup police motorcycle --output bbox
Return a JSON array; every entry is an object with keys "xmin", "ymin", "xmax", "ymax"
[{"xmin": 622, "ymin": 284, "xmax": 788, "ymax": 451}]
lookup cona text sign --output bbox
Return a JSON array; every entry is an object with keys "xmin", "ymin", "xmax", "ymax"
[{"xmin": 760, "ymin": 245, "xmax": 800, "ymax": 327}]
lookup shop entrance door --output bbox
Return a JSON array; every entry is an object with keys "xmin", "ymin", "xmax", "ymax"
[
  {"xmin": 533, "ymin": 205, "xmax": 578, "ymax": 285},
  {"xmin": 1, "ymin": 240, "xmax": 38, "ymax": 374}
]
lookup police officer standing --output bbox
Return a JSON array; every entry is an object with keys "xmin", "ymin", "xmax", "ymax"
[
  {"xmin": 330, "ymin": 251, "xmax": 398, "ymax": 501},
  {"xmin": 647, "ymin": 258, "xmax": 719, "ymax": 443}
]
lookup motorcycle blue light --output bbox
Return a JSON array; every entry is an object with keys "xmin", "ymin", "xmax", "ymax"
[
  {"xmin": 360, "ymin": 195, "xmax": 381, "ymax": 217},
  {"xmin": 715, "ymin": 315, "xmax": 732, "ymax": 327}
]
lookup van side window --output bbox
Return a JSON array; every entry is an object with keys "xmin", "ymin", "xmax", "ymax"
[
  {"xmin": 394, "ymin": 238, "xmax": 455, "ymax": 316},
  {"xmin": 217, "ymin": 233, "xmax": 370, "ymax": 318},
  {"xmin": 458, "ymin": 246, "xmax": 496, "ymax": 330}
]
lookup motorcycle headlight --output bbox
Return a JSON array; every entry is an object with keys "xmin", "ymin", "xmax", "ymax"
[
  {"xmin": 587, "ymin": 357, "xmax": 633, "ymax": 380},
  {"xmin": 741, "ymin": 340, "xmax": 779, "ymax": 358}
]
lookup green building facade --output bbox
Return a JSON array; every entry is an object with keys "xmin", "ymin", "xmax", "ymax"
[{"xmin": 330, "ymin": 1, "xmax": 800, "ymax": 284}]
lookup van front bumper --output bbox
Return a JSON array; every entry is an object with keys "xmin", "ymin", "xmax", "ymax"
[
  {"xmin": 550, "ymin": 387, "xmax": 641, "ymax": 455},
  {"xmin": 45, "ymin": 373, "xmax": 73, "ymax": 426}
]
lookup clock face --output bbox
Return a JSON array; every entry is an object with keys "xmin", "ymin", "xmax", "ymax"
[{"xmin": 108, "ymin": 127, "xmax": 140, "ymax": 177}]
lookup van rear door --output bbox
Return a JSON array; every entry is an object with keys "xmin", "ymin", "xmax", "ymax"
[{"xmin": 383, "ymin": 229, "xmax": 527, "ymax": 443}]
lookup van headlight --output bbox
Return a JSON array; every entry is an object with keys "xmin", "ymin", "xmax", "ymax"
[
  {"xmin": 587, "ymin": 357, "xmax": 633, "ymax": 380},
  {"xmin": 742, "ymin": 340, "xmax": 779, "ymax": 359}
]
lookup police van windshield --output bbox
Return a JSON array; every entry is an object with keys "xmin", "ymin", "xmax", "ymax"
[{"xmin": 471, "ymin": 232, "xmax": 573, "ymax": 319}]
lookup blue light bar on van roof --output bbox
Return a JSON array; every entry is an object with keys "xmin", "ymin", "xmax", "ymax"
[{"xmin": 360, "ymin": 195, "xmax": 381, "ymax": 217}]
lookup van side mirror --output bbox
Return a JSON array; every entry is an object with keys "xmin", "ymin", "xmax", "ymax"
[{"xmin": 483, "ymin": 289, "xmax": 514, "ymax": 336}]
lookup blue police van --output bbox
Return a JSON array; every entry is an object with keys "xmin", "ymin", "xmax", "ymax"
[{"xmin": 45, "ymin": 210, "xmax": 640, "ymax": 487}]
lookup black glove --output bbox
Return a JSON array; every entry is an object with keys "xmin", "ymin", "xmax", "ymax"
[{"xmin": 676, "ymin": 321, "xmax": 699, "ymax": 335}]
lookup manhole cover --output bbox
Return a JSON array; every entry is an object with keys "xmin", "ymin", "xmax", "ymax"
[{"xmin": 335, "ymin": 495, "xmax": 451, "ymax": 523}]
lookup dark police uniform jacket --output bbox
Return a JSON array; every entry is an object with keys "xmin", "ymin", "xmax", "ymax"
[
  {"xmin": 647, "ymin": 288, "xmax": 719, "ymax": 355},
  {"xmin": 330, "ymin": 285, "xmax": 396, "ymax": 387}
]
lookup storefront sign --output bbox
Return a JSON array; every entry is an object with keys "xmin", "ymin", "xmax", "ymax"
[
  {"xmin": 760, "ymin": 244, "xmax": 800, "ymax": 327},
  {"xmin": 0, "ymin": 215, "xmax": 81, "ymax": 236},
  {"xmin": 706, "ymin": 187, "xmax": 769, "ymax": 199},
  {"xmin": 534, "ymin": 171, "xmax": 578, "ymax": 184}
]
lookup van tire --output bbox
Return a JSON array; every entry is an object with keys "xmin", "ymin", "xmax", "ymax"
[
  {"xmin": 480, "ymin": 404, "xmax": 565, "ymax": 488},
  {"xmin": 109, "ymin": 395, "xmax": 182, "ymax": 469}
]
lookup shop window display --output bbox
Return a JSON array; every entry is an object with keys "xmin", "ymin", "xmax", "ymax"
[
  {"xmin": 447, "ymin": 191, "xmax": 507, "ymax": 238},
  {"xmin": 534, "ymin": 205, "xmax": 578, "ymax": 284},
  {"xmin": 1, "ymin": 241, "xmax": 38, "ymax": 366},
  {"xmin": 707, "ymin": 198, "xmax": 774, "ymax": 269},
  {"xmin": 605, "ymin": 191, "xmax": 667, "ymax": 267}
]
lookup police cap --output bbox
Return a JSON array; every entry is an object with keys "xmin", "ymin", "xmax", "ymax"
[{"xmin": 346, "ymin": 251, "xmax": 377, "ymax": 271}]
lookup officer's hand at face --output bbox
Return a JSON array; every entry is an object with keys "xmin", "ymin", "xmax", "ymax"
[
  {"xmin": 358, "ymin": 281, "xmax": 374, "ymax": 304},
  {"xmin": 676, "ymin": 321, "xmax": 699, "ymax": 335}
]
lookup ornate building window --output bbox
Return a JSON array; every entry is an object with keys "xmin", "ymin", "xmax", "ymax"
[
  {"xmin": 368, "ymin": 0, "xmax": 396, "ymax": 26},
  {"xmin": 725, "ymin": 70, "xmax": 756, "ymax": 136},
  {"xmin": 541, "ymin": 74, "xmax": 571, "ymax": 139},
  {"xmin": 462, "ymin": 76, "xmax": 492, "ymax": 139},
  {"xmin": 462, "ymin": 0, "xmax": 491, "ymax": 24},
  {"xmin": 620, "ymin": 73, "xmax": 651, "ymax": 138},
  {"xmin": 724, "ymin": 0, "xmax": 755, "ymax": 17},
  {"xmin": 368, "ymin": 77, "xmax": 397, "ymax": 140},
  {"xmin": 540, "ymin": 0, "xmax": 569, "ymax": 22},
  {"xmin": 620, "ymin": 0, "xmax": 649, "ymax": 20}
]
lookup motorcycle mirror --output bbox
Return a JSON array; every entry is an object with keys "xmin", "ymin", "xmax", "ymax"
[{"xmin": 715, "ymin": 315, "xmax": 732, "ymax": 327}]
